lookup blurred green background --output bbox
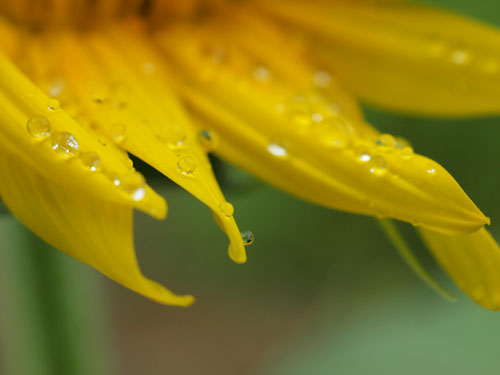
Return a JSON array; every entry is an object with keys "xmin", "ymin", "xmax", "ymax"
[{"xmin": 2, "ymin": 0, "xmax": 500, "ymax": 374}]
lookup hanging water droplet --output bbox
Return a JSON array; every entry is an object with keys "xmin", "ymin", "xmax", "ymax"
[
  {"xmin": 426, "ymin": 164, "xmax": 437, "ymax": 175},
  {"xmin": 198, "ymin": 129, "xmax": 216, "ymax": 152},
  {"xmin": 110, "ymin": 123, "xmax": 126, "ymax": 143},
  {"xmin": 369, "ymin": 155, "xmax": 387, "ymax": 176},
  {"xmin": 122, "ymin": 172, "xmax": 146, "ymax": 201},
  {"xmin": 241, "ymin": 231, "xmax": 255, "ymax": 246},
  {"xmin": 219, "ymin": 202, "xmax": 234, "ymax": 217},
  {"xmin": 267, "ymin": 142, "xmax": 288, "ymax": 158},
  {"xmin": 27, "ymin": 116, "xmax": 51, "ymax": 138},
  {"xmin": 52, "ymin": 132, "xmax": 80, "ymax": 157},
  {"xmin": 253, "ymin": 65, "xmax": 271, "ymax": 83},
  {"xmin": 313, "ymin": 70, "xmax": 332, "ymax": 88},
  {"xmin": 80, "ymin": 152, "xmax": 101, "ymax": 172},
  {"xmin": 355, "ymin": 146, "xmax": 371, "ymax": 162},
  {"xmin": 177, "ymin": 155, "xmax": 196, "ymax": 175},
  {"xmin": 48, "ymin": 99, "xmax": 60, "ymax": 111}
]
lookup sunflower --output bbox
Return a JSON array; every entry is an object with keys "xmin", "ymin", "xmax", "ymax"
[{"xmin": 0, "ymin": 0, "xmax": 499, "ymax": 309}]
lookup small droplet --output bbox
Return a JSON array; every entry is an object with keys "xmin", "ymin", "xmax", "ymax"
[
  {"xmin": 158, "ymin": 124, "xmax": 185, "ymax": 146},
  {"xmin": 426, "ymin": 164, "xmax": 437, "ymax": 175},
  {"xmin": 27, "ymin": 116, "xmax": 51, "ymax": 138},
  {"xmin": 110, "ymin": 123, "xmax": 126, "ymax": 143},
  {"xmin": 313, "ymin": 118, "xmax": 346, "ymax": 148},
  {"xmin": 48, "ymin": 99, "xmax": 60, "ymax": 111},
  {"xmin": 108, "ymin": 173, "xmax": 121, "ymax": 186},
  {"xmin": 219, "ymin": 202, "xmax": 234, "ymax": 217},
  {"xmin": 451, "ymin": 49, "xmax": 471, "ymax": 65},
  {"xmin": 288, "ymin": 98, "xmax": 312, "ymax": 130},
  {"xmin": 394, "ymin": 137, "xmax": 411, "ymax": 150},
  {"xmin": 142, "ymin": 62, "xmax": 156, "ymax": 75},
  {"xmin": 98, "ymin": 137, "xmax": 108, "ymax": 146},
  {"xmin": 369, "ymin": 155, "xmax": 387, "ymax": 176},
  {"xmin": 198, "ymin": 129, "xmax": 216, "ymax": 152},
  {"xmin": 401, "ymin": 146, "xmax": 414, "ymax": 159},
  {"xmin": 52, "ymin": 132, "xmax": 80, "ymax": 157},
  {"xmin": 80, "ymin": 152, "xmax": 101, "ymax": 172},
  {"xmin": 253, "ymin": 65, "xmax": 271, "ymax": 83},
  {"xmin": 177, "ymin": 155, "xmax": 196, "ymax": 175},
  {"xmin": 376, "ymin": 133, "xmax": 396, "ymax": 148},
  {"xmin": 122, "ymin": 172, "xmax": 146, "ymax": 201},
  {"xmin": 312, "ymin": 113, "xmax": 324, "ymax": 123},
  {"xmin": 241, "ymin": 231, "xmax": 255, "ymax": 246},
  {"xmin": 355, "ymin": 146, "xmax": 371, "ymax": 162},
  {"xmin": 90, "ymin": 84, "xmax": 109, "ymax": 104},
  {"xmin": 313, "ymin": 70, "xmax": 332, "ymax": 88},
  {"xmin": 48, "ymin": 78, "xmax": 66, "ymax": 97},
  {"xmin": 267, "ymin": 142, "xmax": 288, "ymax": 158}
]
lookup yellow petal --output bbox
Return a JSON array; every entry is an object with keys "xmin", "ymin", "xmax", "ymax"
[
  {"xmin": 257, "ymin": 0, "xmax": 500, "ymax": 116},
  {"xmin": 155, "ymin": 20, "xmax": 488, "ymax": 235},
  {"xmin": 0, "ymin": 153, "xmax": 193, "ymax": 306},
  {"xmin": 420, "ymin": 228, "xmax": 500, "ymax": 310},
  {"xmin": 0, "ymin": 49, "xmax": 166, "ymax": 219},
  {"xmin": 10, "ymin": 23, "xmax": 246, "ymax": 263}
]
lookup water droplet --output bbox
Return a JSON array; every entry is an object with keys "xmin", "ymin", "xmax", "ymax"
[
  {"xmin": 110, "ymin": 123, "xmax": 126, "ymax": 143},
  {"xmin": 376, "ymin": 133, "xmax": 396, "ymax": 148},
  {"xmin": 241, "ymin": 231, "xmax": 255, "ymax": 246},
  {"xmin": 48, "ymin": 78, "xmax": 65, "ymax": 97},
  {"xmin": 48, "ymin": 99, "xmax": 60, "ymax": 111},
  {"xmin": 451, "ymin": 49, "xmax": 471, "ymax": 65},
  {"xmin": 369, "ymin": 155, "xmax": 387, "ymax": 176},
  {"xmin": 313, "ymin": 118, "xmax": 346, "ymax": 148},
  {"xmin": 80, "ymin": 152, "xmax": 101, "ymax": 172},
  {"xmin": 219, "ymin": 202, "xmax": 234, "ymax": 217},
  {"xmin": 27, "ymin": 116, "xmax": 51, "ymax": 138},
  {"xmin": 177, "ymin": 155, "xmax": 196, "ymax": 175},
  {"xmin": 426, "ymin": 164, "xmax": 437, "ymax": 175},
  {"xmin": 142, "ymin": 62, "xmax": 156, "ymax": 75},
  {"xmin": 198, "ymin": 129, "xmax": 216, "ymax": 152},
  {"xmin": 52, "ymin": 132, "xmax": 80, "ymax": 157},
  {"xmin": 253, "ymin": 65, "xmax": 271, "ymax": 83},
  {"xmin": 401, "ymin": 146, "xmax": 414, "ymax": 159},
  {"xmin": 288, "ymin": 98, "xmax": 312, "ymax": 130},
  {"xmin": 313, "ymin": 70, "xmax": 332, "ymax": 88},
  {"xmin": 158, "ymin": 124, "xmax": 185, "ymax": 146},
  {"xmin": 355, "ymin": 147, "xmax": 371, "ymax": 162},
  {"xmin": 90, "ymin": 84, "xmax": 109, "ymax": 104},
  {"xmin": 312, "ymin": 113, "xmax": 323, "ymax": 123},
  {"xmin": 267, "ymin": 142, "xmax": 288, "ymax": 158},
  {"xmin": 122, "ymin": 172, "xmax": 146, "ymax": 201},
  {"xmin": 98, "ymin": 137, "xmax": 108, "ymax": 146},
  {"xmin": 394, "ymin": 137, "xmax": 411, "ymax": 150}
]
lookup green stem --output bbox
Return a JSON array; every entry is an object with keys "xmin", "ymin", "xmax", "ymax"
[{"xmin": 0, "ymin": 216, "xmax": 115, "ymax": 375}]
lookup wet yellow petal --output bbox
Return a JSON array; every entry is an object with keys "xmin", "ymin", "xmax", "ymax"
[
  {"xmin": 156, "ymin": 20, "xmax": 488, "ymax": 235},
  {"xmin": 0, "ymin": 153, "xmax": 193, "ymax": 306},
  {"xmin": 0, "ymin": 49, "xmax": 166, "ymax": 219},
  {"xmin": 257, "ymin": 0, "xmax": 500, "ymax": 116},
  {"xmin": 13, "ymin": 23, "xmax": 246, "ymax": 263},
  {"xmin": 420, "ymin": 228, "xmax": 500, "ymax": 310}
]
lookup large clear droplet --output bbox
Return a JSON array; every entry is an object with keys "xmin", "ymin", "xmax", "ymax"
[
  {"xmin": 52, "ymin": 132, "xmax": 80, "ymax": 157},
  {"xmin": 177, "ymin": 155, "xmax": 196, "ymax": 175},
  {"xmin": 369, "ymin": 155, "xmax": 387, "ymax": 176},
  {"xmin": 27, "ymin": 116, "xmax": 51, "ymax": 138}
]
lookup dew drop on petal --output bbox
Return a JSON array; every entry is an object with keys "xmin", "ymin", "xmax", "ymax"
[
  {"xmin": 177, "ymin": 155, "xmax": 196, "ymax": 175},
  {"xmin": 110, "ymin": 123, "xmax": 126, "ymax": 143},
  {"xmin": 355, "ymin": 146, "xmax": 371, "ymax": 162},
  {"xmin": 158, "ymin": 124, "xmax": 186, "ymax": 146},
  {"xmin": 198, "ymin": 129, "xmax": 216, "ymax": 152},
  {"xmin": 451, "ymin": 49, "xmax": 471, "ymax": 65},
  {"xmin": 313, "ymin": 70, "xmax": 332, "ymax": 88},
  {"xmin": 48, "ymin": 99, "xmax": 60, "ymax": 111},
  {"xmin": 254, "ymin": 65, "xmax": 272, "ymax": 83},
  {"xmin": 122, "ymin": 172, "xmax": 146, "ymax": 201},
  {"xmin": 27, "ymin": 116, "xmax": 51, "ymax": 138},
  {"xmin": 267, "ymin": 142, "xmax": 288, "ymax": 158},
  {"xmin": 80, "ymin": 152, "xmax": 101, "ymax": 172},
  {"xmin": 219, "ymin": 202, "xmax": 234, "ymax": 217},
  {"xmin": 376, "ymin": 133, "xmax": 396, "ymax": 148},
  {"xmin": 241, "ymin": 230, "xmax": 255, "ymax": 246},
  {"xmin": 426, "ymin": 164, "xmax": 437, "ymax": 175},
  {"xmin": 369, "ymin": 155, "xmax": 387, "ymax": 176},
  {"xmin": 401, "ymin": 146, "xmax": 414, "ymax": 159},
  {"xmin": 52, "ymin": 132, "xmax": 80, "ymax": 157}
]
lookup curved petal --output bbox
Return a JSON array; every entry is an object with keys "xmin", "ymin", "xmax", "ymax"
[
  {"xmin": 257, "ymin": 0, "xmax": 500, "ymax": 116},
  {"xmin": 155, "ymin": 20, "xmax": 488, "ymax": 235},
  {"xmin": 11, "ymin": 23, "xmax": 246, "ymax": 263},
  {"xmin": 0, "ymin": 153, "xmax": 194, "ymax": 306},
  {"xmin": 420, "ymin": 228, "xmax": 500, "ymax": 310}
]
